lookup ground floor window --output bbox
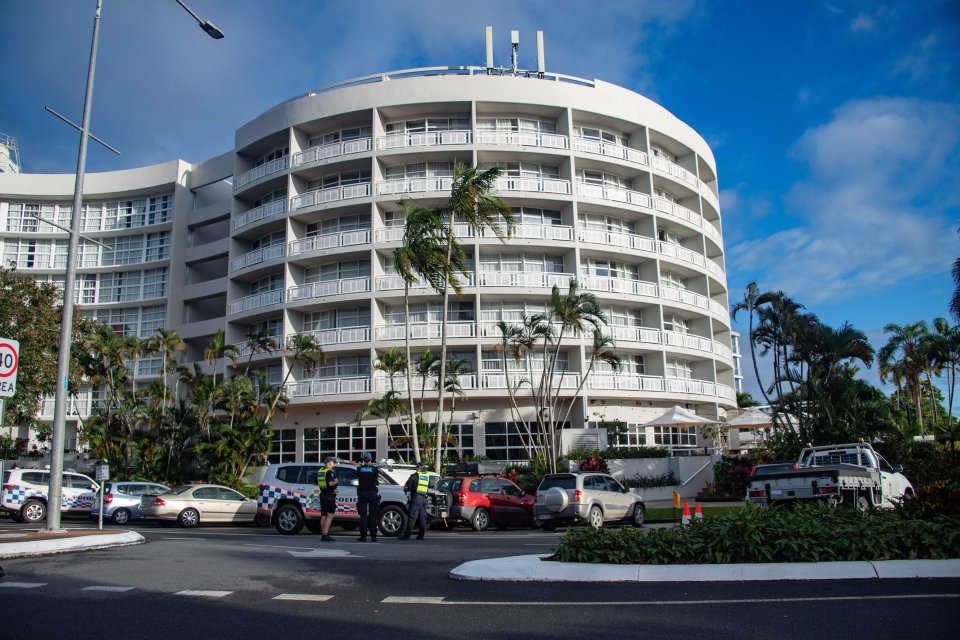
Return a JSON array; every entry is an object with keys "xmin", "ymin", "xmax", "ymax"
[
  {"xmin": 587, "ymin": 421, "xmax": 647, "ymax": 446},
  {"xmin": 387, "ymin": 423, "xmax": 474, "ymax": 463},
  {"xmin": 268, "ymin": 428, "xmax": 297, "ymax": 463},
  {"xmin": 652, "ymin": 426, "xmax": 697, "ymax": 447},
  {"xmin": 484, "ymin": 422, "xmax": 554, "ymax": 461},
  {"xmin": 303, "ymin": 424, "xmax": 377, "ymax": 461}
]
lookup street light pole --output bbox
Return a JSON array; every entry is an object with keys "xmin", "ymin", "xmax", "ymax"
[{"xmin": 44, "ymin": 0, "xmax": 223, "ymax": 531}]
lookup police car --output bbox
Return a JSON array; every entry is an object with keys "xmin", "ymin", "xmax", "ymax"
[
  {"xmin": 258, "ymin": 462, "xmax": 411, "ymax": 536},
  {"xmin": 1, "ymin": 468, "xmax": 98, "ymax": 523}
]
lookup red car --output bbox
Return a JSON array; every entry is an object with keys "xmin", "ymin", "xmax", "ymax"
[{"xmin": 438, "ymin": 475, "xmax": 535, "ymax": 531}]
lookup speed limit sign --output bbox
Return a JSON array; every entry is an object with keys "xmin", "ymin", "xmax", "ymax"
[{"xmin": 0, "ymin": 338, "xmax": 20, "ymax": 398}]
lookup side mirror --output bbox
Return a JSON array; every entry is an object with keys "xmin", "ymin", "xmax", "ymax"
[
  {"xmin": 893, "ymin": 464, "xmax": 904, "ymax": 474},
  {"xmin": 350, "ymin": 479, "xmax": 359, "ymax": 487},
  {"xmin": 89, "ymin": 485, "xmax": 97, "ymax": 491}
]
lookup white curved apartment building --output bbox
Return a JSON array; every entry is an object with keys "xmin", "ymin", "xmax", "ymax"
[{"xmin": 0, "ymin": 66, "xmax": 735, "ymax": 462}]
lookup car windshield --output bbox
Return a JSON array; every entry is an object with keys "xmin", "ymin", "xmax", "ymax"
[
  {"xmin": 538, "ymin": 476, "xmax": 576, "ymax": 491},
  {"xmin": 754, "ymin": 464, "xmax": 795, "ymax": 476},
  {"xmin": 167, "ymin": 486, "xmax": 194, "ymax": 495},
  {"xmin": 437, "ymin": 479, "xmax": 462, "ymax": 492}
]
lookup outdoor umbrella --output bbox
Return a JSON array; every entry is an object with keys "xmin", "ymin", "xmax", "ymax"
[
  {"xmin": 642, "ymin": 405, "xmax": 717, "ymax": 428},
  {"xmin": 725, "ymin": 407, "xmax": 775, "ymax": 427}
]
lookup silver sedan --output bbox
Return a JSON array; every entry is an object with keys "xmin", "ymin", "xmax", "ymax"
[{"xmin": 140, "ymin": 484, "xmax": 257, "ymax": 528}]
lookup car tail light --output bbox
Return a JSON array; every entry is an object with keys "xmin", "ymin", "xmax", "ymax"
[
  {"xmin": 748, "ymin": 489, "xmax": 766, "ymax": 497},
  {"xmin": 573, "ymin": 489, "xmax": 583, "ymax": 503},
  {"xmin": 104, "ymin": 493, "xmax": 113, "ymax": 504},
  {"xmin": 818, "ymin": 486, "xmax": 838, "ymax": 494},
  {"xmin": 453, "ymin": 492, "xmax": 465, "ymax": 504},
  {"xmin": 153, "ymin": 497, "xmax": 166, "ymax": 506},
  {"xmin": 2, "ymin": 485, "xmax": 13, "ymax": 492},
  {"xmin": 258, "ymin": 483, "xmax": 265, "ymax": 493}
]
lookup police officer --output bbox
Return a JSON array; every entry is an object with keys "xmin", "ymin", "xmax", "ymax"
[
  {"xmin": 398, "ymin": 461, "xmax": 430, "ymax": 540},
  {"xmin": 317, "ymin": 456, "xmax": 338, "ymax": 542},
  {"xmin": 356, "ymin": 453, "xmax": 380, "ymax": 543}
]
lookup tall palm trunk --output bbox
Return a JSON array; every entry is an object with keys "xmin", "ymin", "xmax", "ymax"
[
  {"xmin": 434, "ymin": 216, "xmax": 457, "ymax": 473},
  {"xmin": 403, "ymin": 283, "xmax": 421, "ymax": 463}
]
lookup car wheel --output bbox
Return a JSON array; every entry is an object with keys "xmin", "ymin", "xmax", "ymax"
[
  {"xmin": 275, "ymin": 505, "xmax": 304, "ymax": 535},
  {"xmin": 588, "ymin": 505, "xmax": 604, "ymax": 529},
  {"xmin": 305, "ymin": 521, "xmax": 323, "ymax": 535},
  {"xmin": 471, "ymin": 507, "xmax": 490, "ymax": 532},
  {"xmin": 378, "ymin": 504, "xmax": 407, "ymax": 537},
  {"xmin": 630, "ymin": 504, "xmax": 645, "ymax": 528},
  {"xmin": 111, "ymin": 508, "xmax": 131, "ymax": 525},
  {"xmin": 22, "ymin": 499, "xmax": 46, "ymax": 524},
  {"xmin": 542, "ymin": 520, "xmax": 557, "ymax": 532},
  {"xmin": 178, "ymin": 508, "xmax": 199, "ymax": 528}
]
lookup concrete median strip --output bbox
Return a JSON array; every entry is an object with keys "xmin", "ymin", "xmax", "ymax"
[
  {"xmin": 449, "ymin": 554, "xmax": 960, "ymax": 582},
  {"xmin": 0, "ymin": 530, "xmax": 145, "ymax": 559}
]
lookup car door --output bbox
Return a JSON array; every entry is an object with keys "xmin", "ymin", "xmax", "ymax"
[
  {"xmin": 191, "ymin": 487, "xmax": 222, "ymax": 520},
  {"xmin": 498, "ymin": 480, "xmax": 527, "ymax": 523},
  {"xmin": 603, "ymin": 476, "xmax": 631, "ymax": 519},
  {"xmin": 334, "ymin": 465, "xmax": 359, "ymax": 518},
  {"xmin": 216, "ymin": 487, "xmax": 254, "ymax": 521},
  {"xmin": 479, "ymin": 478, "xmax": 507, "ymax": 521}
]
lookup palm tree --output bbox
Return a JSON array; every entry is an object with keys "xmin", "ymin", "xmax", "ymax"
[
  {"xmin": 415, "ymin": 349, "xmax": 440, "ymax": 418},
  {"xmin": 931, "ymin": 318, "xmax": 960, "ymax": 452},
  {"xmin": 268, "ymin": 333, "xmax": 324, "ymax": 418},
  {"xmin": 147, "ymin": 328, "xmax": 186, "ymax": 410},
  {"xmin": 557, "ymin": 330, "xmax": 622, "ymax": 432},
  {"xmin": 732, "ymin": 282, "xmax": 777, "ymax": 408},
  {"xmin": 879, "ymin": 321, "xmax": 930, "ymax": 432},
  {"xmin": 495, "ymin": 320, "xmax": 532, "ymax": 446},
  {"xmin": 204, "ymin": 329, "xmax": 238, "ymax": 389},
  {"xmin": 374, "ymin": 347, "xmax": 408, "ymax": 396},
  {"xmin": 951, "ymin": 248, "xmax": 960, "ymax": 323},
  {"xmin": 243, "ymin": 326, "xmax": 278, "ymax": 374},
  {"xmin": 434, "ymin": 161, "xmax": 515, "ymax": 472}
]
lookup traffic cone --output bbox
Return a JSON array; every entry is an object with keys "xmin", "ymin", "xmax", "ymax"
[
  {"xmin": 681, "ymin": 501, "xmax": 691, "ymax": 525},
  {"xmin": 695, "ymin": 502, "xmax": 703, "ymax": 520}
]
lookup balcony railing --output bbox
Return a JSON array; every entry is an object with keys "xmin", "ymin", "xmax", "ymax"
[
  {"xmin": 373, "ymin": 373, "xmax": 477, "ymax": 393},
  {"xmin": 578, "ymin": 228, "xmax": 655, "ymax": 253},
  {"xmin": 291, "ymin": 183, "xmax": 371, "ymax": 210},
  {"xmin": 375, "ymin": 321, "xmax": 476, "ymax": 341},
  {"xmin": 572, "ymin": 137, "xmax": 648, "ymax": 165},
  {"xmin": 663, "ymin": 330, "xmax": 714, "ymax": 353},
  {"xmin": 481, "ymin": 370, "xmax": 581, "ymax": 390},
  {"xmin": 576, "ymin": 182, "xmax": 651, "ymax": 207},
  {"xmin": 659, "ymin": 285, "xmax": 711, "ymax": 311},
  {"xmin": 478, "ymin": 271, "xmax": 575, "ymax": 289},
  {"xmin": 376, "ymin": 271, "xmax": 475, "ymax": 291},
  {"xmin": 587, "ymin": 373, "xmax": 665, "ymax": 392},
  {"xmin": 291, "ymin": 137, "xmax": 372, "ymax": 167},
  {"xmin": 287, "ymin": 229, "xmax": 371, "ymax": 256},
  {"xmin": 607, "ymin": 325, "xmax": 661, "ymax": 345},
  {"xmin": 235, "ymin": 156, "xmax": 289, "ymax": 190},
  {"xmin": 475, "ymin": 130, "xmax": 569, "ymax": 150},
  {"xmin": 377, "ymin": 130, "xmax": 471, "ymax": 149},
  {"xmin": 232, "ymin": 199, "xmax": 287, "ymax": 232},
  {"xmin": 581, "ymin": 276, "xmax": 658, "ymax": 298},
  {"xmin": 375, "ymin": 223, "xmax": 473, "ymax": 243},
  {"xmin": 229, "ymin": 243, "xmax": 284, "ymax": 272},
  {"xmin": 495, "ymin": 176, "xmax": 571, "ymax": 195},
  {"xmin": 234, "ymin": 339, "xmax": 280, "ymax": 358},
  {"xmin": 377, "ymin": 176, "xmax": 453, "ymax": 196},
  {"xmin": 287, "ymin": 376, "xmax": 371, "ymax": 397},
  {"xmin": 699, "ymin": 179, "xmax": 720, "ymax": 210},
  {"xmin": 229, "ymin": 289, "xmax": 283, "ymax": 315},
  {"xmin": 649, "ymin": 155, "xmax": 699, "ymax": 190},
  {"xmin": 479, "ymin": 223, "xmax": 573, "ymax": 242},
  {"xmin": 291, "ymin": 326, "xmax": 371, "ymax": 346},
  {"xmin": 287, "ymin": 277, "xmax": 371, "ymax": 303}
]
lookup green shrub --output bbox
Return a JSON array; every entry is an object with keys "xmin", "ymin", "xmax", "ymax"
[
  {"xmin": 622, "ymin": 472, "xmax": 678, "ymax": 489},
  {"xmin": 898, "ymin": 482, "xmax": 960, "ymax": 519},
  {"xmin": 567, "ymin": 446, "xmax": 671, "ymax": 461},
  {"xmin": 238, "ymin": 484, "xmax": 259, "ymax": 500},
  {"xmin": 577, "ymin": 454, "xmax": 609, "ymax": 473},
  {"xmin": 551, "ymin": 503, "xmax": 960, "ymax": 564}
]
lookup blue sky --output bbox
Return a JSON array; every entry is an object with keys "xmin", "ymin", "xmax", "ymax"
[{"xmin": 1, "ymin": 0, "xmax": 958, "ymax": 399}]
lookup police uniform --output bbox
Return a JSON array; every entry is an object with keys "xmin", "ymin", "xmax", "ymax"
[
  {"xmin": 317, "ymin": 466, "xmax": 338, "ymax": 516},
  {"xmin": 356, "ymin": 459, "xmax": 380, "ymax": 542},
  {"xmin": 398, "ymin": 467, "xmax": 430, "ymax": 540}
]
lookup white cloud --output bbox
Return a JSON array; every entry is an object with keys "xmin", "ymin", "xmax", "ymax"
[
  {"xmin": 730, "ymin": 97, "xmax": 959, "ymax": 304},
  {"xmin": 850, "ymin": 13, "xmax": 876, "ymax": 31}
]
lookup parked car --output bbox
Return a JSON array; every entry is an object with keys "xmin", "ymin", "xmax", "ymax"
[
  {"xmin": 89, "ymin": 481, "xmax": 169, "ymax": 525},
  {"xmin": 534, "ymin": 472, "xmax": 645, "ymax": 531},
  {"xmin": 140, "ymin": 484, "xmax": 257, "ymax": 527},
  {"xmin": 1, "ymin": 468, "xmax": 98, "ymax": 523},
  {"xmin": 750, "ymin": 462, "xmax": 798, "ymax": 477},
  {"xmin": 439, "ymin": 475, "xmax": 535, "ymax": 531},
  {"xmin": 379, "ymin": 463, "xmax": 442, "ymax": 490}
]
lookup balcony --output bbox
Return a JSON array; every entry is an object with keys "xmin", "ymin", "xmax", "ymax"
[
  {"xmin": 291, "ymin": 326, "xmax": 371, "ymax": 346},
  {"xmin": 234, "ymin": 339, "xmax": 280, "ymax": 359},
  {"xmin": 377, "ymin": 176, "xmax": 452, "ymax": 196},
  {"xmin": 287, "ymin": 229, "xmax": 371, "ymax": 257},
  {"xmin": 229, "ymin": 290, "xmax": 283, "ymax": 315},
  {"xmin": 376, "ymin": 271, "xmax": 475, "ymax": 292},
  {"xmin": 375, "ymin": 321, "xmax": 476, "ymax": 341},
  {"xmin": 578, "ymin": 228, "xmax": 655, "ymax": 253},
  {"xmin": 659, "ymin": 285, "xmax": 712, "ymax": 312},
  {"xmin": 649, "ymin": 155, "xmax": 699, "ymax": 190},
  {"xmin": 482, "ymin": 370, "xmax": 580, "ymax": 390},
  {"xmin": 286, "ymin": 277, "xmax": 371, "ymax": 303},
  {"xmin": 587, "ymin": 373, "xmax": 665, "ymax": 392},
  {"xmin": 479, "ymin": 321, "xmax": 565, "ymax": 339},
  {"xmin": 373, "ymin": 372, "xmax": 477, "ymax": 393},
  {"xmin": 229, "ymin": 244, "xmax": 284, "ymax": 272},
  {"xmin": 581, "ymin": 276, "xmax": 658, "ymax": 298},
  {"xmin": 479, "ymin": 223, "xmax": 573, "ymax": 242},
  {"xmin": 576, "ymin": 182, "xmax": 650, "ymax": 207},
  {"xmin": 495, "ymin": 176, "xmax": 571, "ymax": 195},
  {"xmin": 699, "ymin": 179, "xmax": 720, "ymax": 210},
  {"xmin": 572, "ymin": 137, "xmax": 648, "ymax": 165},
  {"xmin": 235, "ymin": 156, "xmax": 289, "ymax": 191},
  {"xmin": 291, "ymin": 183, "xmax": 371, "ymax": 210},
  {"xmin": 607, "ymin": 325, "xmax": 661, "ymax": 345},
  {"xmin": 232, "ymin": 199, "xmax": 287, "ymax": 232},
  {"xmin": 653, "ymin": 197, "xmax": 723, "ymax": 247},
  {"xmin": 375, "ymin": 223, "xmax": 473, "ymax": 243},
  {"xmin": 287, "ymin": 376, "xmax": 371, "ymax": 397},
  {"xmin": 475, "ymin": 130, "xmax": 569, "ymax": 150},
  {"xmin": 291, "ymin": 138, "xmax": 372, "ymax": 167},
  {"xmin": 478, "ymin": 271, "xmax": 574, "ymax": 289},
  {"xmin": 377, "ymin": 130, "xmax": 471, "ymax": 150}
]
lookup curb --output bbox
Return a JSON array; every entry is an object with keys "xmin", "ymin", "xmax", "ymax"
[
  {"xmin": 0, "ymin": 531, "xmax": 145, "ymax": 559},
  {"xmin": 449, "ymin": 554, "xmax": 960, "ymax": 582}
]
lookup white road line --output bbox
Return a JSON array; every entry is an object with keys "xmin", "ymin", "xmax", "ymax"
[
  {"xmin": 382, "ymin": 594, "xmax": 960, "ymax": 606},
  {"xmin": 174, "ymin": 590, "xmax": 233, "ymax": 598},
  {"xmin": 81, "ymin": 586, "xmax": 134, "ymax": 592},
  {"xmin": 382, "ymin": 596, "xmax": 446, "ymax": 604},
  {"xmin": 243, "ymin": 543, "xmax": 315, "ymax": 551},
  {"xmin": 0, "ymin": 582, "xmax": 46, "ymax": 589},
  {"xmin": 272, "ymin": 594, "xmax": 335, "ymax": 602}
]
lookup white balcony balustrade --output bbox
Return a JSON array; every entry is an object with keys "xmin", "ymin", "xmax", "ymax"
[
  {"xmin": 291, "ymin": 138, "xmax": 372, "ymax": 167},
  {"xmin": 482, "ymin": 370, "xmax": 580, "ymax": 390},
  {"xmin": 376, "ymin": 271, "xmax": 475, "ymax": 292},
  {"xmin": 291, "ymin": 183, "xmax": 371, "ymax": 210},
  {"xmin": 649, "ymin": 155, "xmax": 699, "ymax": 190},
  {"xmin": 572, "ymin": 137, "xmax": 648, "ymax": 165},
  {"xmin": 607, "ymin": 325, "xmax": 661, "ymax": 345},
  {"xmin": 377, "ymin": 130, "xmax": 471, "ymax": 149},
  {"xmin": 287, "ymin": 376, "xmax": 371, "ymax": 397},
  {"xmin": 375, "ymin": 321, "xmax": 475, "ymax": 341},
  {"xmin": 375, "ymin": 223, "xmax": 473, "ymax": 243},
  {"xmin": 478, "ymin": 271, "xmax": 574, "ymax": 289},
  {"xmin": 377, "ymin": 176, "xmax": 453, "ymax": 196},
  {"xmin": 229, "ymin": 290, "xmax": 283, "ymax": 315},
  {"xmin": 576, "ymin": 182, "xmax": 651, "ymax": 207},
  {"xmin": 479, "ymin": 223, "xmax": 573, "ymax": 242},
  {"xmin": 234, "ymin": 156, "xmax": 289, "ymax": 191},
  {"xmin": 234, "ymin": 339, "xmax": 280, "ymax": 359},
  {"xmin": 229, "ymin": 243, "xmax": 284, "ymax": 272},
  {"xmin": 495, "ymin": 176, "xmax": 571, "ymax": 195},
  {"xmin": 291, "ymin": 326, "xmax": 371, "ymax": 346},
  {"xmin": 286, "ymin": 277, "xmax": 371, "ymax": 303},
  {"xmin": 581, "ymin": 276, "xmax": 658, "ymax": 298},
  {"xmin": 373, "ymin": 372, "xmax": 477, "ymax": 393},
  {"xmin": 475, "ymin": 130, "xmax": 569, "ymax": 150},
  {"xmin": 287, "ymin": 229, "xmax": 371, "ymax": 257},
  {"xmin": 587, "ymin": 373, "xmax": 665, "ymax": 392},
  {"xmin": 232, "ymin": 199, "xmax": 287, "ymax": 232},
  {"xmin": 578, "ymin": 228, "xmax": 655, "ymax": 253}
]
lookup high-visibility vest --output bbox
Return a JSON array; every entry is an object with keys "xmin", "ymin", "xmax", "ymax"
[
  {"xmin": 415, "ymin": 472, "xmax": 430, "ymax": 495},
  {"xmin": 317, "ymin": 467, "xmax": 333, "ymax": 490}
]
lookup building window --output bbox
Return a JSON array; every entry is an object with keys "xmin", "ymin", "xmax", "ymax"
[
  {"xmin": 269, "ymin": 429, "xmax": 297, "ymax": 463},
  {"xmin": 475, "ymin": 117, "xmax": 557, "ymax": 134},
  {"xmin": 653, "ymin": 186, "xmax": 680, "ymax": 203},
  {"xmin": 385, "ymin": 117, "xmax": 469, "ymax": 134},
  {"xmin": 304, "ymin": 260, "xmax": 370, "ymax": 283},
  {"xmin": 250, "ymin": 274, "xmax": 283, "ymax": 294},
  {"xmin": 653, "ymin": 426, "xmax": 696, "ymax": 447},
  {"xmin": 254, "ymin": 189, "xmax": 287, "ymax": 207},
  {"xmin": 575, "ymin": 126, "xmax": 628, "ymax": 146},
  {"xmin": 305, "ymin": 424, "xmax": 376, "ymax": 461},
  {"xmin": 666, "ymin": 359, "xmax": 693, "ymax": 379},
  {"xmin": 310, "ymin": 125, "xmax": 372, "ymax": 147},
  {"xmin": 142, "ymin": 268, "xmax": 168, "ymax": 299},
  {"xmin": 484, "ymin": 422, "xmax": 551, "ymax": 461},
  {"xmin": 384, "ymin": 162, "xmax": 453, "ymax": 180},
  {"xmin": 305, "ymin": 214, "xmax": 370, "ymax": 236},
  {"xmin": 578, "ymin": 170, "xmax": 630, "ymax": 188},
  {"xmin": 664, "ymin": 315, "xmax": 689, "ymax": 334},
  {"xmin": 660, "ymin": 271, "xmax": 686, "ymax": 289},
  {"xmin": 649, "ymin": 145, "xmax": 677, "ymax": 163}
]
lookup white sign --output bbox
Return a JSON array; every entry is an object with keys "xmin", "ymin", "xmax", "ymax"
[
  {"xmin": 0, "ymin": 338, "xmax": 19, "ymax": 398},
  {"xmin": 96, "ymin": 465, "xmax": 110, "ymax": 481}
]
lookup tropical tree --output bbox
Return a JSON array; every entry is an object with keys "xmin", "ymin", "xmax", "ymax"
[
  {"xmin": 268, "ymin": 333, "xmax": 324, "ymax": 418},
  {"xmin": 731, "ymin": 282, "xmax": 776, "ymax": 408},
  {"xmin": 204, "ymin": 328, "xmax": 238, "ymax": 389},
  {"xmin": 930, "ymin": 317, "xmax": 960, "ymax": 450},
  {"xmin": 879, "ymin": 321, "xmax": 930, "ymax": 432},
  {"xmin": 242, "ymin": 326, "xmax": 278, "ymax": 373},
  {"xmin": 147, "ymin": 328, "xmax": 186, "ymax": 411}
]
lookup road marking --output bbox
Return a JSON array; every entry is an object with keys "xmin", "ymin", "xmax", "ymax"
[
  {"xmin": 272, "ymin": 593, "xmax": 335, "ymax": 602},
  {"xmin": 288, "ymin": 549, "xmax": 361, "ymax": 559},
  {"xmin": 244, "ymin": 543, "xmax": 315, "ymax": 551},
  {"xmin": 381, "ymin": 594, "xmax": 960, "ymax": 606},
  {"xmin": 161, "ymin": 537, "xmax": 207, "ymax": 541},
  {"xmin": 81, "ymin": 586, "xmax": 134, "ymax": 592},
  {"xmin": 382, "ymin": 596, "xmax": 446, "ymax": 604},
  {"xmin": 174, "ymin": 590, "xmax": 233, "ymax": 598},
  {"xmin": 0, "ymin": 582, "xmax": 45, "ymax": 589}
]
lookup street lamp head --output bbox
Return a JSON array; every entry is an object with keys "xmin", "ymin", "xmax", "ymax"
[{"xmin": 200, "ymin": 20, "xmax": 224, "ymax": 39}]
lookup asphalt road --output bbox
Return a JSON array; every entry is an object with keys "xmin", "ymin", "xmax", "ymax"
[{"xmin": 1, "ymin": 517, "xmax": 958, "ymax": 639}]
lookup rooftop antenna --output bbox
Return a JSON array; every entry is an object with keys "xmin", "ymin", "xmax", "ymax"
[
  {"xmin": 536, "ymin": 31, "xmax": 545, "ymax": 78},
  {"xmin": 484, "ymin": 27, "xmax": 544, "ymax": 78},
  {"xmin": 485, "ymin": 26, "xmax": 494, "ymax": 74},
  {"xmin": 510, "ymin": 30, "xmax": 519, "ymax": 75}
]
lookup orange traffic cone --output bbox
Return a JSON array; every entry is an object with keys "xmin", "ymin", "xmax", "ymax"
[
  {"xmin": 681, "ymin": 501, "xmax": 691, "ymax": 525},
  {"xmin": 695, "ymin": 502, "xmax": 703, "ymax": 520}
]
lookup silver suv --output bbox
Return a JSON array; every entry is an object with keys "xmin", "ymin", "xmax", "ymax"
[{"xmin": 534, "ymin": 472, "xmax": 645, "ymax": 531}]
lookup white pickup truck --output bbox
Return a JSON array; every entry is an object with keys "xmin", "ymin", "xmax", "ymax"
[{"xmin": 746, "ymin": 443, "xmax": 913, "ymax": 509}]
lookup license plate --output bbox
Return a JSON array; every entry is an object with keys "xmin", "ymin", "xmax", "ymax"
[
  {"xmin": 771, "ymin": 490, "xmax": 782, "ymax": 495},
  {"xmin": 440, "ymin": 511, "xmax": 447, "ymax": 518}
]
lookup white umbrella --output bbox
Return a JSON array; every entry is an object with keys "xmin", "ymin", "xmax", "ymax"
[
  {"xmin": 725, "ymin": 407, "xmax": 775, "ymax": 427},
  {"xmin": 642, "ymin": 405, "xmax": 717, "ymax": 428}
]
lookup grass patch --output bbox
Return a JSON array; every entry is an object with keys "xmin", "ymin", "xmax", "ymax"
[{"xmin": 552, "ymin": 504, "xmax": 960, "ymax": 564}]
